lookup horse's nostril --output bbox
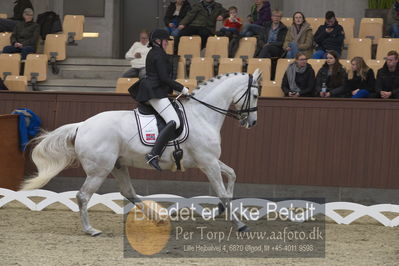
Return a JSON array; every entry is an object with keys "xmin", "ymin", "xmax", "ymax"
[{"xmin": 252, "ymin": 121, "xmax": 257, "ymax": 126}]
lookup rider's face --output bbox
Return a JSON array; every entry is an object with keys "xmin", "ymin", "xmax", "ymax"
[{"xmin": 162, "ymin": 40, "xmax": 168, "ymax": 50}]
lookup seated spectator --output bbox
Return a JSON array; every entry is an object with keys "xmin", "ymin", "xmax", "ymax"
[
  {"xmin": 174, "ymin": 0, "xmax": 228, "ymax": 54},
  {"xmin": 315, "ymin": 51, "xmax": 348, "ymax": 98},
  {"xmin": 257, "ymin": 9, "xmax": 287, "ymax": 58},
  {"xmin": 281, "ymin": 52, "xmax": 315, "ymax": 97},
  {"xmin": 0, "ymin": 0, "xmax": 33, "ymax": 32},
  {"xmin": 164, "ymin": 0, "xmax": 191, "ymax": 37},
  {"xmin": 122, "ymin": 30, "xmax": 151, "ymax": 79},
  {"xmin": 283, "ymin": 12, "xmax": 313, "ymax": 59},
  {"xmin": 240, "ymin": 0, "xmax": 271, "ymax": 37},
  {"xmin": 3, "ymin": 8, "xmax": 39, "ymax": 60},
  {"xmin": 216, "ymin": 6, "xmax": 242, "ymax": 58},
  {"xmin": 376, "ymin": 50, "xmax": 399, "ymax": 99},
  {"xmin": 312, "ymin": 11, "xmax": 345, "ymax": 59},
  {"xmin": 217, "ymin": 6, "xmax": 242, "ymax": 37},
  {"xmin": 346, "ymin": 57, "xmax": 376, "ymax": 98},
  {"xmin": 387, "ymin": 0, "xmax": 399, "ymax": 38}
]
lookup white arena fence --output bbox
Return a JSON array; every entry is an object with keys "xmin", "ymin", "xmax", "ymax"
[{"xmin": 1, "ymin": 188, "xmax": 399, "ymax": 227}]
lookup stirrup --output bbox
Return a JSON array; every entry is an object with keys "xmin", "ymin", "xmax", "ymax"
[
  {"xmin": 145, "ymin": 154, "xmax": 159, "ymax": 163},
  {"xmin": 145, "ymin": 154, "xmax": 162, "ymax": 171}
]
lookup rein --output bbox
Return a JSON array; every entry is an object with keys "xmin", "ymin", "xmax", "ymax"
[{"xmin": 188, "ymin": 74, "xmax": 258, "ymax": 121}]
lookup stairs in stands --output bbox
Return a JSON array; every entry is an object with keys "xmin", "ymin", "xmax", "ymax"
[{"xmin": 38, "ymin": 58, "xmax": 130, "ymax": 92}]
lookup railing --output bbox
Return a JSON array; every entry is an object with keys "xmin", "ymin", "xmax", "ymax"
[{"xmin": 1, "ymin": 91, "xmax": 399, "ymax": 189}]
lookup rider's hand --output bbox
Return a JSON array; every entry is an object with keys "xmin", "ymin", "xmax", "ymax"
[{"xmin": 181, "ymin": 87, "xmax": 190, "ymax": 96}]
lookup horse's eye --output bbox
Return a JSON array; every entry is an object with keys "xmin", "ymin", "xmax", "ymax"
[{"xmin": 254, "ymin": 95, "xmax": 258, "ymax": 99}]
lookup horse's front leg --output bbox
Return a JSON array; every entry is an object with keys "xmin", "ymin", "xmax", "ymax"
[
  {"xmin": 199, "ymin": 160, "xmax": 247, "ymax": 231},
  {"xmin": 219, "ymin": 160, "xmax": 236, "ymax": 198}
]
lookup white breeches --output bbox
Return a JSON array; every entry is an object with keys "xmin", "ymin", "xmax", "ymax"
[{"xmin": 148, "ymin": 98, "xmax": 180, "ymax": 129}]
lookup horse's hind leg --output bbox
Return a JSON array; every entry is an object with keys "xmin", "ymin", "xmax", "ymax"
[
  {"xmin": 76, "ymin": 156, "xmax": 115, "ymax": 237},
  {"xmin": 111, "ymin": 166, "xmax": 140, "ymax": 204}
]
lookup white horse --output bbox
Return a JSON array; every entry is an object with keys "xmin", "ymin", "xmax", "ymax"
[{"xmin": 20, "ymin": 69, "xmax": 262, "ymax": 236}]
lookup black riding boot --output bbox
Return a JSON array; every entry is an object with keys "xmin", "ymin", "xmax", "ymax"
[{"xmin": 145, "ymin": 121, "xmax": 176, "ymax": 171}]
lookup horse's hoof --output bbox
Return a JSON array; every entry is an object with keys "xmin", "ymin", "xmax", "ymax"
[
  {"xmin": 91, "ymin": 231, "xmax": 102, "ymax": 237},
  {"xmin": 238, "ymin": 225, "xmax": 249, "ymax": 232},
  {"xmin": 218, "ymin": 203, "xmax": 225, "ymax": 215},
  {"xmin": 85, "ymin": 228, "xmax": 102, "ymax": 237}
]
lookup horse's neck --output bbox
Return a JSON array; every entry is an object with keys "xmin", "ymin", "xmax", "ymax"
[{"xmin": 188, "ymin": 75, "xmax": 246, "ymax": 132}]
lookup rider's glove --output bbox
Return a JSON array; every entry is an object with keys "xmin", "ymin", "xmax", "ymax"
[{"xmin": 181, "ymin": 87, "xmax": 190, "ymax": 96}]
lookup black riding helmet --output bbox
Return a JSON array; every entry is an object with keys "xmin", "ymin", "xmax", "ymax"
[{"xmin": 149, "ymin": 29, "xmax": 172, "ymax": 47}]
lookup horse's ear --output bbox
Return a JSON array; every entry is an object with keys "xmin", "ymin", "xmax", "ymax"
[{"xmin": 253, "ymin": 68, "xmax": 262, "ymax": 83}]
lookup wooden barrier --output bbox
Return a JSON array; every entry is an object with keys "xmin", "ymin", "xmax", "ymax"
[
  {"xmin": 0, "ymin": 115, "xmax": 25, "ymax": 190},
  {"xmin": 1, "ymin": 91, "xmax": 399, "ymax": 189}
]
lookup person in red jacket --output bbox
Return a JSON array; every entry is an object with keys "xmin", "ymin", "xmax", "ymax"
[{"xmin": 217, "ymin": 6, "xmax": 242, "ymax": 36}]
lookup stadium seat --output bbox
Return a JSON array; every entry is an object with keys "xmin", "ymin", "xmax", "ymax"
[
  {"xmin": 307, "ymin": 17, "xmax": 324, "ymax": 31},
  {"xmin": 0, "ymin": 53, "xmax": 21, "ymax": 79},
  {"xmin": 366, "ymin": 59, "xmax": 385, "ymax": 77},
  {"xmin": 0, "ymin": 13, "xmax": 7, "ymax": 19},
  {"xmin": 337, "ymin": 18, "xmax": 355, "ymax": 45},
  {"xmin": 274, "ymin": 59, "xmax": 295, "ymax": 84},
  {"xmin": 44, "ymin": 34, "xmax": 67, "ymax": 60},
  {"xmin": 347, "ymin": 38, "xmax": 372, "ymax": 60},
  {"xmin": 63, "ymin": 15, "xmax": 85, "ymax": 44},
  {"xmin": 339, "ymin": 59, "xmax": 351, "ymax": 71},
  {"xmin": 0, "ymin": 32, "xmax": 11, "ymax": 51},
  {"xmin": 24, "ymin": 54, "xmax": 48, "ymax": 90},
  {"xmin": 176, "ymin": 79, "xmax": 197, "ymax": 92},
  {"xmin": 189, "ymin": 57, "xmax": 213, "ymax": 82},
  {"xmin": 24, "ymin": 54, "xmax": 48, "ymax": 80},
  {"xmin": 115, "ymin": 77, "xmax": 138, "ymax": 93},
  {"xmin": 218, "ymin": 58, "xmax": 243, "ymax": 75},
  {"xmin": 205, "ymin": 36, "xmax": 229, "ymax": 59},
  {"xmin": 177, "ymin": 60, "xmax": 185, "ymax": 79},
  {"xmin": 165, "ymin": 38, "xmax": 174, "ymax": 55},
  {"xmin": 4, "ymin": 75, "xmax": 28, "ymax": 91},
  {"xmin": 44, "ymin": 34, "xmax": 67, "ymax": 74},
  {"xmin": 235, "ymin": 37, "xmax": 257, "ymax": 59},
  {"xmin": 281, "ymin": 17, "xmax": 293, "ymax": 26},
  {"xmin": 308, "ymin": 59, "xmax": 326, "ymax": 75},
  {"xmin": 261, "ymin": 80, "xmax": 284, "ymax": 97},
  {"xmin": 376, "ymin": 38, "xmax": 399, "ymax": 60},
  {"xmin": 178, "ymin": 36, "xmax": 201, "ymax": 60},
  {"xmin": 247, "ymin": 58, "xmax": 271, "ymax": 82},
  {"xmin": 359, "ymin": 18, "xmax": 383, "ymax": 44}
]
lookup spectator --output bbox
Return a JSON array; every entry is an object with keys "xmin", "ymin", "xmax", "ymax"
[
  {"xmin": 315, "ymin": 51, "xmax": 348, "ymax": 98},
  {"xmin": 164, "ymin": 0, "xmax": 191, "ymax": 37},
  {"xmin": 217, "ymin": 6, "xmax": 242, "ymax": 37},
  {"xmin": 281, "ymin": 52, "xmax": 315, "ymax": 97},
  {"xmin": 122, "ymin": 30, "xmax": 151, "ymax": 79},
  {"xmin": 257, "ymin": 9, "xmax": 287, "ymax": 58},
  {"xmin": 240, "ymin": 0, "xmax": 271, "ymax": 37},
  {"xmin": 216, "ymin": 6, "xmax": 242, "ymax": 58},
  {"xmin": 0, "ymin": 0, "xmax": 33, "ymax": 32},
  {"xmin": 312, "ymin": 11, "xmax": 345, "ymax": 59},
  {"xmin": 283, "ymin": 12, "xmax": 313, "ymax": 58},
  {"xmin": 376, "ymin": 50, "xmax": 399, "ymax": 99},
  {"xmin": 346, "ymin": 57, "xmax": 376, "ymax": 98},
  {"xmin": 387, "ymin": 0, "xmax": 399, "ymax": 38},
  {"xmin": 174, "ymin": 0, "xmax": 228, "ymax": 54},
  {"xmin": 3, "ymin": 8, "xmax": 39, "ymax": 60}
]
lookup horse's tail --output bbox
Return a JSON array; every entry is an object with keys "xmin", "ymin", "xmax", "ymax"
[{"xmin": 20, "ymin": 123, "xmax": 81, "ymax": 191}]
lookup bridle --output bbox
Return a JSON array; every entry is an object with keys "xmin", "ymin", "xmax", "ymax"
[{"xmin": 188, "ymin": 74, "xmax": 259, "ymax": 121}]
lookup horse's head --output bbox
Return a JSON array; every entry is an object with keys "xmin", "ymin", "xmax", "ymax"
[{"xmin": 233, "ymin": 69, "xmax": 262, "ymax": 129}]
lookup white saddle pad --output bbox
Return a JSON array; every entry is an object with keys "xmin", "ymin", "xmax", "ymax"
[{"xmin": 134, "ymin": 101, "xmax": 189, "ymax": 146}]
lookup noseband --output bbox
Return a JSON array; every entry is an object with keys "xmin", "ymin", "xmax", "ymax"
[{"xmin": 189, "ymin": 74, "xmax": 259, "ymax": 120}]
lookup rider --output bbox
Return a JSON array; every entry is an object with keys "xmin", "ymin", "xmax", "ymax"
[{"xmin": 130, "ymin": 29, "xmax": 190, "ymax": 171}]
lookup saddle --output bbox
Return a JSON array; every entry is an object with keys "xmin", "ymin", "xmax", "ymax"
[{"xmin": 134, "ymin": 99, "xmax": 189, "ymax": 147}]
